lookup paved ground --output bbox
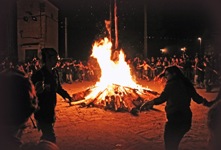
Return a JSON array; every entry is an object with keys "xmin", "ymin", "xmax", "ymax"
[{"xmin": 22, "ymin": 80, "xmax": 219, "ymax": 150}]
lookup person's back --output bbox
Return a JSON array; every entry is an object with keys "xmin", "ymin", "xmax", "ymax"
[{"xmin": 163, "ymin": 77, "xmax": 192, "ymax": 115}]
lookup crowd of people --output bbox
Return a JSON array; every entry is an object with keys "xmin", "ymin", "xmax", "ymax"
[
  {"xmin": 1, "ymin": 52, "xmax": 220, "ymax": 92},
  {"xmin": 0, "ymin": 50, "xmax": 221, "ymax": 150},
  {"xmin": 131, "ymin": 54, "xmax": 220, "ymax": 91}
]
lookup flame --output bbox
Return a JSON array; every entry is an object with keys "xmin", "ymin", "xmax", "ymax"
[{"xmin": 85, "ymin": 37, "xmax": 149, "ymax": 100}]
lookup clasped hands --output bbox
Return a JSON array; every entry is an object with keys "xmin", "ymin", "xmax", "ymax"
[{"xmin": 140, "ymin": 100, "xmax": 154, "ymax": 111}]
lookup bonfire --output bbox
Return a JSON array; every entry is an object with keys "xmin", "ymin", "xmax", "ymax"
[{"xmin": 71, "ymin": 38, "xmax": 159, "ymax": 115}]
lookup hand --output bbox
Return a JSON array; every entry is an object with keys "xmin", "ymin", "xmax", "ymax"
[
  {"xmin": 140, "ymin": 100, "xmax": 154, "ymax": 111},
  {"xmin": 69, "ymin": 97, "xmax": 73, "ymax": 102},
  {"xmin": 67, "ymin": 96, "xmax": 73, "ymax": 106},
  {"xmin": 130, "ymin": 108, "xmax": 139, "ymax": 116},
  {"xmin": 203, "ymin": 100, "xmax": 216, "ymax": 107}
]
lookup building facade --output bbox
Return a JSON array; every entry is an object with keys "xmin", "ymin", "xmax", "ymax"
[{"xmin": 17, "ymin": 0, "xmax": 58, "ymax": 62}]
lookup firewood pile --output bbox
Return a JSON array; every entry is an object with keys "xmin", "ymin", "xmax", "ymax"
[{"xmin": 71, "ymin": 84, "xmax": 159, "ymax": 113}]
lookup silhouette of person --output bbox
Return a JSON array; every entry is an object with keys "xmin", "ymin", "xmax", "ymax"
[
  {"xmin": 207, "ymin": 100, "xmax": 221, "ymax": 150},
  {"xmin": 141, "ymin": 66, "xmax": 213, "ymax": 150},
  {"xmin": 0, "ymin": 69, "xmax": 38, "ymax": 149},
  {"xmin": 206, "ymin": 84, "xmax": 221, "ymax": 150},
  {"xmin": 31, "ymin": 48, "xmax": 72, "ymax": 143}
]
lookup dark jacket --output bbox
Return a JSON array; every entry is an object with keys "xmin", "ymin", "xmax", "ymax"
[
  {"xmin": 153, "ymin": 77, "xmax": 205, "ymax": 122},
  {"xmin": 31, "ymin": 66, "xmax": 70, "ymax": 123}
]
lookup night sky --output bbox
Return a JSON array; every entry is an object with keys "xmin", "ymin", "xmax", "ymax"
[
  {"xmin": 49, "ymin": 0, "xmax": 220, "ymax": 60},
  {"xmin": 0, "ymin": 0, "xmax": 221, "ymax": 61}
]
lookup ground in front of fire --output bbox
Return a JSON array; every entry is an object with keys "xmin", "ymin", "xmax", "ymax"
[{"xmin": 22, "ymin": 80, "xmax": 218, "ymax": 150}]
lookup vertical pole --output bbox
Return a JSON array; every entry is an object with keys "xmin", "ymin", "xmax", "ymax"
[
  {"xmin": 114, "ymin": 0, "xmax": 118, "ymax": 50},
  {"xmin": 200, "ymin": 39, "xmax": 202, "ymax": 55},
  {"xmin": 144, "ymin": 3, "xmax": 147, "ymax": 58},
  {"xmin": 65, "ymin": 17, "xmax": 68, "ymax": 58},
  {"xmin": 109, "ymin": 0, "xmax": 112, "ymax": 42},
  {"xmin": 198, "ymin": 37, "xmax": 202, "ymax": 57}
]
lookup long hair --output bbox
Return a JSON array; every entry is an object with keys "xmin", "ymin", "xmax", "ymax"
[{"xmin": 164, "ymin": 65, "xmax": 193, "ymax": 88}]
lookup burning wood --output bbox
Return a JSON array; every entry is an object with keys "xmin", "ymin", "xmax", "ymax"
[
  {"xmin": 69, "ymin": 37, "xmax": 159, "ymax": 115},
  {"xmin": 71, "ymin": 84, "xmax": 158, "ymax": 114}
]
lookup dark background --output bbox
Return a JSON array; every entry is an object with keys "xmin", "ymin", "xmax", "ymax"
[
  {"xmin": 50, "ymin": 0, "xmax": 220, "ymax": 59},
  {"xmin": 0, "ymin": 0, "xmax": 221, "ymax": 61}
]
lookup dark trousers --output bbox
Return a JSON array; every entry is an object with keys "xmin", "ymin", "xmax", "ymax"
[
  {"xmin": 164, "ymin": 112, "xmax": 192, "ymax": 150},
  {"xmin": 37, "ymin": 121, "xmax": 56, "ymax": 143}
]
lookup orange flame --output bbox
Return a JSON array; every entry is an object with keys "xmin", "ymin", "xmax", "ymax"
[{"xmin": 85, "ymin": 38, "xmax": 150, "ymax": 100}]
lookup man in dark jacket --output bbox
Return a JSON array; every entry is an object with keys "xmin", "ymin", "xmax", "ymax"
[{"xmin": 31, "ymin": 48, "xmax": 72, "ymax": 143}]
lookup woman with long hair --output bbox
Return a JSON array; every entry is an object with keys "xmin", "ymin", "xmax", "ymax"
[{"xmin": 141, "ymin": 65, "xmax": 214, "ymax": 150}]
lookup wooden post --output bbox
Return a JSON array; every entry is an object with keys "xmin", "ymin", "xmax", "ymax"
[
  {"xmin": 109, "ymin": 0, "xmax": 112, "ymax": 41},
  {"xmin": 114, "ymin": 0, "xmax": 118, "ymax": 50},
  {"xmin": 65, "ymin": 17, "xmax": 68, "ymax": 58},
  {"xmin": 144, "ymin": 3, "xmax": 147, "ymax": 58}
]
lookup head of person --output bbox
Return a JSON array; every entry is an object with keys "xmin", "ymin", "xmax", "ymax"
[
  {"xmin": 41, "ymin": 48, "xmax": 59, "ymax": 68},
  {"xmin": 159, "ymin": 65, "xmax": 184, "ymax": 81},
  {"xmin": 0, "ymin": 69, "xmax": 38, "ymax": 136},
  {"xmin": 207, "ymin": 100, "xmax": 221, "ymax": 150}
]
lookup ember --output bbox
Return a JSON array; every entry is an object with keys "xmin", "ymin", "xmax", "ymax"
[{"xmin": 71, "ymin": 38, "xmax": 159, "ymax": 114}]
